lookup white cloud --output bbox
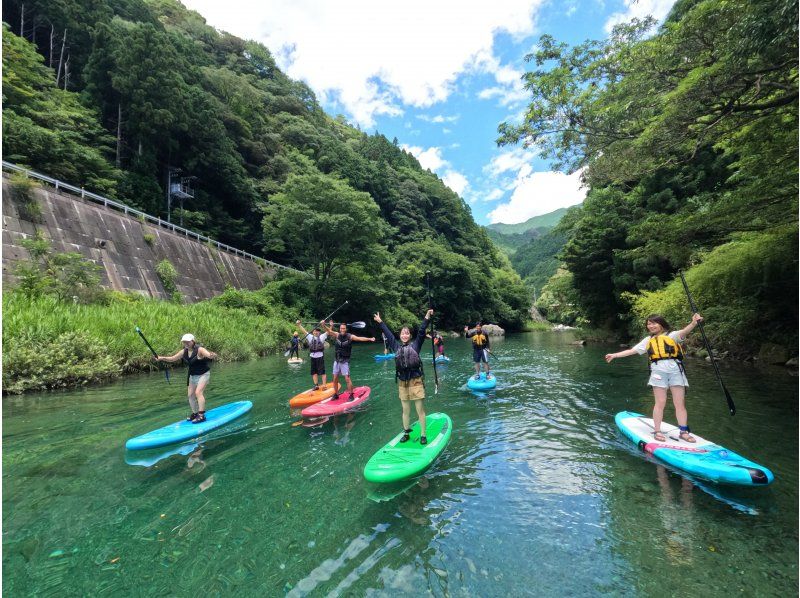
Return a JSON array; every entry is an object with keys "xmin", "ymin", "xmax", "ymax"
[
  {"xmin": 401, "ymin": 144, "xmax": 470, "ymax": 196},
  {"xmin": 604, "ymin": 0, "xmax": 676, "ymax": 32},
  {"xmin": 182, "ymin": 0, "xmax": 545, "ymax": 127},
  {"xmin": 487, "ymin": 170, "xmax": 585, "ymax": 223},
  {"xmin": 443, "ymin": 171, "xmax": 469, "ymax": 196},
  {"xmin": 484, "ymin": 147, "xmax": 539, "ymax": 178},
  {"xmin": 485, "ymin": 189, "xmax": 505, "ymax": 202},
  {"xmin": 417, "ymin": 114, "xmax": 460, "ymax": 124}
]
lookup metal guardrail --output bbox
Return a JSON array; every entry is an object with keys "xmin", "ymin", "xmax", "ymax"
[{"xmin": 2, "ymin": 161, "xmax": 304, "ymax": 274}]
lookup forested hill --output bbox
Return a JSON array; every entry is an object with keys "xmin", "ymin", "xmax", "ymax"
[
  {"xmin": 500, "ymin": 0, "xmax": 798, "ymax": 359},
  {"xmin": 1, "ymin": 0, "xmax": 530, "ymax": 330}
]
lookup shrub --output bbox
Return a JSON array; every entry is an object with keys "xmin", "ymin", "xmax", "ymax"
[
  {"xmin": 143, "ymin": 233, "xmax": 155, "ymax": 246},
  {"xmin": 9, "ymin": 172, "xmax": 42, "ymax": 222},
  {"xmin": 155, "ymin": 259, "xmax": 179, "ymax": 295}
]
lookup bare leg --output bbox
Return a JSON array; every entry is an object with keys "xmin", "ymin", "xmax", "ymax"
[
  {"xmin": 345, "ymin": 374, "xmax": 353, "ymax": 394},
  {"xmin": 312, "ymin": 373, "xmax": 318, "ymax": 386},
  {"xmin": 195, "ymin": 377, "xmax": 209, "ymax": 413},
  {"xmin": 414, "ymin": 400, "xmax": 427, "ymax": 437},
  {"xmin": 332, "ymin": 374, "xmax": 340, "ymax": 396},
  {"xmin": 187, "ymin": 384, "xmax": 199, "ymax": 413},
  {"xmin": 652, "ymin": 386, "xmax": 668, "ymax": 434},
  {"xmin": 322, "ymin": 373, "xmax": 327, "ymax": 386},
  {"xmin": 670, "ymin": 385, "xmax": 688, "ymax": 427},
  {"xmin": 401, "ymin": 399, "xmax": 411, "ymax": 430}
]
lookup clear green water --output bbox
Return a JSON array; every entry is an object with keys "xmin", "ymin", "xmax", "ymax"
[{"xmin": 3, "ymin": 332, "xmax": 798, "ymax": 596}]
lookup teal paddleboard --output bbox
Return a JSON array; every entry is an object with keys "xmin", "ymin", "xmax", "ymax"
[
  {"xmin": 364, "ymin": 413, "xmax": 452, "ymax": 483},
  {"xmin": 125, "ymin": 401, "xmax": 252, "ymax": 450}
]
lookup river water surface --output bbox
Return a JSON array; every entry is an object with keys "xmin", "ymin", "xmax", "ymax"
[{"xmin": 3, "ymin": 331, "xmax": 797, "ymax": 595}]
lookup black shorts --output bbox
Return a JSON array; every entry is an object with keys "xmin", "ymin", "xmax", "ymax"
[
  {"xmin": 473, "ymin": 348, "xmax": 488, "ymax": 363},
  {"xmin": 310, "ymin": 356, "xmax": 325, "ymax": 376}
]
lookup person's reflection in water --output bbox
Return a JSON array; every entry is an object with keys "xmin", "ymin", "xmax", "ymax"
[
  {"xmin": 398, "ymin": 477, "xmax": 431, "ymax": 525},
  {"xmin": 332, "ymin": 413, "xmax": 356, "ymax": 446},
  {"xmin": 186, "ymin": 446, "xmax": 206, "ymax": 473},
  {"xmin": 656, "ymin": 465, "xmax": 695, "ymax": 566}
]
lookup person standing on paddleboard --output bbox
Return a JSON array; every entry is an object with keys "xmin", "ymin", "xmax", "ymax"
[
  {"xmin": 324, "ymin": 321, "xmax": 375, "ymax": 401},
  {"xmin": 296, "ymin": 320, "xmax": 329, "ymax": 390},
  {"xmin": 464, "ymin": 323, "xmax": 491, "ymax": 379},
  {"xmin": 288, "ymin": 332, "xmax": 301, "ymax": 360},
  {"xmin": 374, "ymin": 309, "xmax": 433, "ymax": 444},
  {"xmin": 156, "ymin": 333, "xmax": 217, "ymax": 423},
  {"xmin": 605, "ymin": 313, "xmax": 704, "ymax": 442}
]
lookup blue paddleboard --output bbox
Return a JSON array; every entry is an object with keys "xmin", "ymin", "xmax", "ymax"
[
  {"xmin": 125, "ymin": 401, "xmax": 253, "ymax": 450},
  {"xmin": 467, "ymin": 372, "xmax": 496, "ymax": 390},
  {"xmin": 435, "ymin": 355, "xmax": 451, "ymax": 363},
  {"xmin": 615, "ymin": 411, "xmax": 774, "ymax": 486}
]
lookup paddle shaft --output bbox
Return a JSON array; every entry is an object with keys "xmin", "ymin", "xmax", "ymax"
[
  {"xmin": 322, "ymin": 300, "xmax": 348, "ymax": 324},
  {"xmin": 679, "ymin": 272, "xmax": 735, "ymax": 416},
  {"xmin": 425, "ymin": 271, "xmax": 439, "ymax": 393},
  {"xmin": 135, "ymin": 327, "xmax": 170, "ymax": 383}
]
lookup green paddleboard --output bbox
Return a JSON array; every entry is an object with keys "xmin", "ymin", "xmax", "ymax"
[{"xmin": 363, "ymin": 412, "xmax": 452, "ymax": 483}]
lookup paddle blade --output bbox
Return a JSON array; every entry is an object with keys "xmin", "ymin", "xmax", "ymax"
[
  {"xmin": 349, "ymin": 321, "xmax": 366, "ymax": 329},
  {"xmin": 284, "ymin": 350, "xmax": 291, "ymax": 357}
]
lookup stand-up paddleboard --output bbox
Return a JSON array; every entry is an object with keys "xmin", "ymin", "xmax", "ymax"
[
  {"xmin": 125, "ymin": 442, "xmax": 199, "ymax": 467},
  {"xmin": 126, "ymin": 401, "xmax": 252, "ymax": 451},
  {"xmin": 466, "ymin": 372, "xmax": 496, "ymax": 390},
  {"xmin": 301, "ymin": 386, "xmax": 371, "ymax": 418},
  {"xmin": 287, "ymin": 357, "xmax": 304, "ymax": 364},
  {"xmin": 374, "ymin": 353, "xmax": 395, "ymax": 361},
  {"xmin": 435, "ymin": 355, "xmax": 451, "ymax": 363},
  {"xmin": 364, "ymin": 413, "xmax": 452, "ymax": 483},
  {"xmin": 289, "ymin": 383, "xmax": 335, "ymax": 408},
  {"xmin": 615, "ymin": 411, "xmax": 774, "ymax": 486}
]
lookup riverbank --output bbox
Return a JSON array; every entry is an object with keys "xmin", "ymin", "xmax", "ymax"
[{"xmin": 2, "ymin": 291, "xmax": 293, "ymax": 394}]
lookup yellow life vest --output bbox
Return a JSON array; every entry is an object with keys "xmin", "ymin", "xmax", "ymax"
[
  {"xmin": 646, "ymin": 334, "xmax": 684, "ymax": 362},
  {"xmin": 472, "ymin": 333, "xmax": 488, "ymax": 348}
]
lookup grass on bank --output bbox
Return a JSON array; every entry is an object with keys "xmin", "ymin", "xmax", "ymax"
[{"xmin": 2, "ymin": 291, "xmax": 294, "ymax": 394}]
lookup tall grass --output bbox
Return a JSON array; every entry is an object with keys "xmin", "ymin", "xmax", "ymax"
[{"xmin": 2, "ymin": 292, "xmax": 294, "ymax": 393}]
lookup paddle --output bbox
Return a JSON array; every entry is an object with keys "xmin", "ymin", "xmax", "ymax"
[
  {"xmin": 135, "ymin": 326, "xmax": 170, "ymax": 383},
  {"xmin": 679, "ymin": 271, "xmax": 735, "ymax": 416},
  {"xmin": 425, "ymin": 271, "xmax": 439, "ymax": 394},
  {"xmin": 301, "ymin": 320, "xmax": 366, "ymax": 329}
]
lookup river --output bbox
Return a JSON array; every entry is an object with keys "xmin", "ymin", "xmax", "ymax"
[{"xmin": 3, "ymin": 331, "xmax": 797, "ymax": 595}]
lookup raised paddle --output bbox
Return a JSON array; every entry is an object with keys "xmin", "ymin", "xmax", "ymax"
[
  {"xmin": 679, "ymin": 271, "xmax": 735, "ymax": 416},
  {"xmin": 135, "ymin": 326, "xmax": 170, "ymax": 383},
  {"xmin": 301, "ymin": 320, "xmax": 367, "ymax": 329},
  {"xmin": 425, "ymin": 271, "xmax": 439, "ymax": 394}
]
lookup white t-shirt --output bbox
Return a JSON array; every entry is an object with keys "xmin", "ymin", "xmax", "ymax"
[
  {"xmin": 633, "ymin": 331, "xmax": 684, "ymax": 373},
  {"xmin": 305, "ymin": 332, "xmax": 327, "ymax": 358}
]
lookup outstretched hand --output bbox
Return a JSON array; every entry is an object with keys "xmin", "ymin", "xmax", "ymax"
[
  {"xmin": 425, "ymin": 309, "xmax": 434, "ymax": 320},
  {"xmin": 373, "ymin": 312, "xmax": 382, "ymax": 323},
  {"xmin": 604, "ymin": 353, "xmax": 615, "ymax": 363},
  {"xmin": 692, "ymin": 313, "xmax": 704, "ymax": 324}
]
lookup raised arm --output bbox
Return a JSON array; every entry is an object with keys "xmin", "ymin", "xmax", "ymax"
[
  {"xmin": 676, "ymin": 313, "xmax": 703, "ymax": 341},
  {"xmin": 412, "ymin": 310, "xmax": 432, "ymax": 352},
  {"xmin": 374, "ymin": 313, "xmax": 399, "ymax": 352},
  {"xmin": 350, "ymin": 334, "xmax": 376, "ymax": 343},
  {"xmin": 296, "ymin": 320, "xmax": 309, "ymax": 336},
  {"xmin": 605, "ymin": 348, "xmax": 639, "ymax": 363},
  {"xmin": 197, "ymin": 347, "xmax": 217, "ymax": 360}
]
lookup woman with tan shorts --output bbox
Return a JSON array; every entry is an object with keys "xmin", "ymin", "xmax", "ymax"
[{"xmin": 373, "ymin": 309, "xmax": 433, "ymax": 444}]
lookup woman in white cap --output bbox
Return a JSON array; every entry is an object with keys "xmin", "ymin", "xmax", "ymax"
[{"xmin": 156, "ymin": 334, "xmax": 217, "ymax": 423}]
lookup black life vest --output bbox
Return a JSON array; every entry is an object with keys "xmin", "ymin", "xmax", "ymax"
[
  {"xmin": 308, "ymin": 335, "xmax": 325, "ymax": 353},
  {"xmin": 395, "ymin": 344, "xmax": 423, "ymax": 381},
  {"xmin": 183, "ymin": 345, "xmax": 210, "ymax": 376},
  {"xmin": 335, "ymin": 333, "xmax": 352, "ymax": 362},
  {"xmin": 290, "ymin": 336, "xmax": 300, "ymax": 347}
]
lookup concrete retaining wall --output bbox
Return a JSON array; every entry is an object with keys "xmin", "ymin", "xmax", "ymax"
[{"xmin": 2, "ymin": 176, "xmax": 276, "ymax": 302}]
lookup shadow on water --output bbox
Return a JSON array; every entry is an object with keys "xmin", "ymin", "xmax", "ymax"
[{"xmin": 3, "ymin": 331, "xmax": 797, "ymax": 595}]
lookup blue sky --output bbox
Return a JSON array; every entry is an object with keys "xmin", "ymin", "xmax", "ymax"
[{"xmin": 182, "ymin": 0, "xmax": 675, "ymax": 225}]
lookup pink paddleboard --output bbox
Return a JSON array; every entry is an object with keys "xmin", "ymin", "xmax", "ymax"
[{"xmin": 301, "ymin": 386, "xmax": 371, "ymax": 418}]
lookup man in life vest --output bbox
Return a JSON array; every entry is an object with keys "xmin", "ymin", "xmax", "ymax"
[
  {"xmin": 324, "ymin": 321, "xmax": 375, "ymax": 400},
  {"xmin": 464, "ymin": 322, "xmax": 491, "ymax": 379},
  {"xmin": 296, "ymin": 320, "xmax": 329, "ymax": 390}
]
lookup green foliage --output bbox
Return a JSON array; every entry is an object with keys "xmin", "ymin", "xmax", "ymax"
[
  {"xmin": 15, "ymin": 233, "xmax": 104, "ymax": 303},
  {"xmin": 2, "ymin": 26, "xmax": 119, "ymax": 192},
  {"xmin": 487, "ymin": 208, "xmax": 568, "ymax": 235},
  {"xmin": 9, "ymin": 172, "xmax": 42, "ymax": 221},
  {"xmin": 628, "ymin": 226, "xmax": 798, "ymax": 357},
  {"xmin": 510, "ymin": 230, "xmax": 567, "ymax": 292},
  {"xmin": 142, "ymin": 232, "xmax": 155, "ymax": 246},
  {"xmin": 155, "ymin": 259, "xmax": 179, "ymax": 296},
  {"xmin": 2, "ymin": 291, "xmax": 295, "ymax": 393},
  {"xmin": 535, "ymin": 268, "xmax": 587, "ymax": 326},
  {"xmin": 506, "ymin": 0, "xmax": 797, "ymax": 355}
]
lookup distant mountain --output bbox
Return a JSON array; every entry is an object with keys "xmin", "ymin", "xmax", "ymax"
[{"xmin": 486, "ymin": 208, "xmax": 569, "ymax": 236}]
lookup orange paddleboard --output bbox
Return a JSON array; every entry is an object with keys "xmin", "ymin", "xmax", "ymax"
[{"xmin": 289, "ymin": 383, "xmax": 336, "ymax": 408}]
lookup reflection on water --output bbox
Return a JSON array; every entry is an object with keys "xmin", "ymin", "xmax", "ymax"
[{"xmin": 3, "ymin": 332, "xmax": 797, "ymax": 595}]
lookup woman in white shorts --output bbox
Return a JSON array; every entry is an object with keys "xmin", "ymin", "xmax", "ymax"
[
  {"xmin": 605, "ymin": 313, "xmax": 703, "ymax": 442},
  {"xmin": 157, "ymin": 333, "xmax": 217, "ymax": 423}
]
